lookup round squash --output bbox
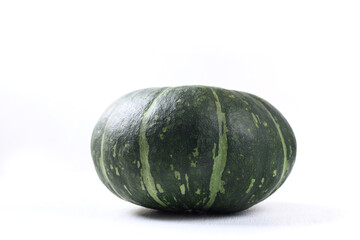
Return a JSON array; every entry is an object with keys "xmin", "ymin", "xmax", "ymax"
[{"xmin": 91, "ymin": 86, "xmax": 296, "ymax": 213}]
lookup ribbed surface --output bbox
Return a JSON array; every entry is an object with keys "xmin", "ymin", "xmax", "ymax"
[{"xmin": 91, "ymin": 86, "xmax": 296, "ymax": 213}]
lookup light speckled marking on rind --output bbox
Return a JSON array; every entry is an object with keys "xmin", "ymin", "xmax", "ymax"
[
  {"xmin": 251, "ymin": 112, "xmax": 259, "ymax": 128},
  {"xmin": 180, "ymin": 184, "xmax": 186, "ymax": 195},
  {"xmin": 248, "ymin": 194, "xmax": 256, "ymax": 203},
  {"xmin": 257, "ymin": 100, "xmax": 289, "ymax": 189},
  {"xmin": 245, "ymin": 179, "xmax": 256, "ymax": 193},
  {"xmin": 174, "ymin": 171, "xmax": 181, "ymax": 180},
  {"xmin": 259, "ymin": 178, "xmax": 265, "ymax": 188},
  {"xmin": 124, "ymin": 185, "xmax": 132, "ymax": 196},
  {"xmin": 156, "ymin": 183, "xmax": 164, "ymax": 193},
  {"xmin": 185, "ymin": 173, "xmax": 190, "ymax": 191},
  {"xmin": 139, "ymin": 88, "xmax": 170, "ymax": 208},
  {"xmin": 204, "ymin": 88, "xmax": 228, "ymax": 209},
  {"xmin": 112, "ymin": 142, "xmax": 117, "ymax": 158},
  {"xmin": 115, "ymin": 167, "xmax": 120, "ymax": 176},
  {"xmin": 192, "ymin": 147, "xmax": 199, "ymax": 157}
]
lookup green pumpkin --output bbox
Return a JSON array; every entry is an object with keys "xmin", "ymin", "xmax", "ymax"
[{"xmin": 91, "ymin": 86, "xmax": 296, "ymax": 213}]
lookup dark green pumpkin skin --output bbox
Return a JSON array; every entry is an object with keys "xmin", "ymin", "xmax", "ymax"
[{"xmin": 91, "ymin": 86, "xmax": 296, "ymax": 213}]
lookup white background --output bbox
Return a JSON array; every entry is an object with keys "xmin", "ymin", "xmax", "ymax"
[{"xmin": 1, "ymin": 0, "xmax": 359, "ymax": 239}]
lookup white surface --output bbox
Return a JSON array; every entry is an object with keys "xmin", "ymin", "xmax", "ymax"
[{"xmin": 1, "ymin": 1, "xmax": 359, "ymax": 239}]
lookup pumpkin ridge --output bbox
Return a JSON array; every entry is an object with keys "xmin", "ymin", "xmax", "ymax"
[
  {"xmin": 204, "ymin": 88, "xmax": 229, "ymax": 209},
  {"xmin": 138, "ymin": 87, "xmax": 171, "ymax": 208}
]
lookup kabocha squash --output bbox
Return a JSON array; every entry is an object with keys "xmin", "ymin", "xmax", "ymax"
[{"xmin": 91, "ymin": 86, "xmax": 296, "ymax": 213}]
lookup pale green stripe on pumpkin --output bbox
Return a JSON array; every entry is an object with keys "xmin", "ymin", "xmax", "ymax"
[
  {"xmin": 204, "ymin": 88, "xmax": 228, "ymax": 209},
  {"xmin": 257, "ymin": 100, "xmax": 289, "ymax": 190},
  {"xmin": 139, "ymin": 88, "xmax": 170, "ymax": 208},
  {"xmin": 99, "ymin": 113, "xmax": 124, "ymax": 199}
]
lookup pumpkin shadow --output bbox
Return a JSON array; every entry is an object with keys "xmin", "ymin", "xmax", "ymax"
[
  {"xmin": 133, "ymin": 201, "xmax": 344, "ymax": 227},
  {"xmin": 134, "ymin": 206, "xmax": 248, "ymax": 220}
]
